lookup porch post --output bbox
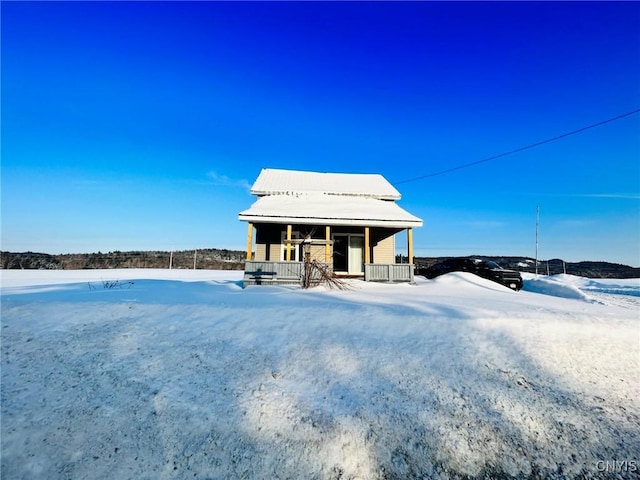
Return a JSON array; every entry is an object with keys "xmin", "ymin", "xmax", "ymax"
[
  {"xmin": 364, "ymin": 227, "xmax": 371, "ymax": 264},
  {"xmin": 407, "ymin": 228, "xmax": 414, "ymax": 264},
  {"xmin": 286, "ymin": 224, "xmax": 292, "ymax": 261},
  {"xmin": 246, "ymin": 223, "xmax": 253, "ymax": 261},
  {"xmin": 325, "ymin": 226, "xmax": 331, "ymax": 263}
]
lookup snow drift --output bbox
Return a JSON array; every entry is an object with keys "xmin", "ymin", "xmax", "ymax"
[{"xmin": 1, "ymin": 270, "xmax": 639, "ymax": 479}]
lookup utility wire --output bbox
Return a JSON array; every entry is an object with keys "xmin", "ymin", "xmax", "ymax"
[{"xmin": 393, "ymin": 108, "xmax": 640, "ymax": 185}]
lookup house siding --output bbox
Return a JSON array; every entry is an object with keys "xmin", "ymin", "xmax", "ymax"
[
  {"xmin": 255, "ymin": 243, "xmax": 266, "ymax": 261},
  {"xmin": 373, "ymin": 233, "xmax": 395, "ymax": 264},
  {"xmin": 268, "ymin": 243, "xmax": 280, "ymax": 261},
  {"xmin": 309, "ymin": 244, "xmax": 326, "ymax": 261},
  {"xmin": 255, "ymin": 242, "xmax": 287, "ymax": 261}
]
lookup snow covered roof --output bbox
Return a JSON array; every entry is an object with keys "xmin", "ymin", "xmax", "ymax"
[
  {"xmin": 238, "ymin": 193, "xmax": 423, "ymax": 228},
  {"xmin": 250, "ymin": 168, "xmax": 402, "ymax": 200}
]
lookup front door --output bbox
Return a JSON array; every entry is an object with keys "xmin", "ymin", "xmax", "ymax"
[
  {"xmin": 333, "ymin": 234, "xmax": 364, "ymax": 274},
  {"xmin": 348, "ymin": 235, "xmax": 364, "ymax": 274}
]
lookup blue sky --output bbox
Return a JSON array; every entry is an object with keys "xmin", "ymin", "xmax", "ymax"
[{"xmin": 2, "ymin": 1, "xmax": 639, "ymax": 266}]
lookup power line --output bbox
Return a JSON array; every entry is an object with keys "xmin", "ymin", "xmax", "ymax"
[{"xmin": 393, "ymin": 108, "xmax": 640, "ymax": 185}]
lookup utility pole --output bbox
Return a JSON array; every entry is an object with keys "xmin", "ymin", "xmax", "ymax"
[
  {"xmin": 169, "ymin": 250, "xmax": 173, "ymax": 270},
  {"xmin": 535, "ymin": 205, "xmax": 539, "ymax": 275},
  {"xmin": 193, "ymin": 249, "xmax": 197, "ymax": 270}
]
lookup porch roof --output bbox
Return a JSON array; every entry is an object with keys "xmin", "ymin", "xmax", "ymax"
[{"xmin": 238, "ymin": 193, "xmax": 423, "ymax": 228}]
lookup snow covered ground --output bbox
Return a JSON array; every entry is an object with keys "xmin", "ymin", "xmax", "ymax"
[{"xmin": 1, "ymin": 269, "xmax": 639, "ymax": 479}]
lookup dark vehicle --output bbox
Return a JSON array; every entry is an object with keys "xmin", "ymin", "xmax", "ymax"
[{"xmin": 417, "ymin": 258, "xmax": 523, "ymax": 291}]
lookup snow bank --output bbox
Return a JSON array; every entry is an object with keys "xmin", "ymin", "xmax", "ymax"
[
  {"xmin": 522, "ymin": 274, "xmax": 599, "ymax": 302},
  {"xmin": 554, "ymin": 274, "xmax": 640, "ymax": 297},
  {"xmin": 523, "ymin": 273, "xmax": 640, "ymax": 307},
  {"xmin": 0, "ymin": 268, "xmax": 242, "ymax": 289},
  {"xmin": 2, "ymin": 270, "xmax": 639, "ymax": 479}
]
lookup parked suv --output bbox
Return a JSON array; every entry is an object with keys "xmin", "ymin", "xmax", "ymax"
[{"xmin": 417, "ymin": 258, "xmax": 523, "ymax": 291}]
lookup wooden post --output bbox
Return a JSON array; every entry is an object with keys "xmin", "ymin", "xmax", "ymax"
[
  {"xmin": 325, "ymin": 226, "xmax": 331, "ymax": 263},
  {"xmin": 364, "ymin": 227, "xmax": 370, "ymax": 264},
  {"xmin": 286, "ymin": 225, "xmax": 292, "ymax": 261},
  {"xmin": 246, "ymin": 223, "xmax": 253, "ymax": 261},
  {"xmin": 407, "ymin": 228, "xmax": 414, "ymax": 265}
]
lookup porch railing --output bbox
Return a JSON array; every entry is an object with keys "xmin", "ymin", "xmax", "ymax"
[
  {"xmin": 244, "ymin": 260, "xmax": 414, "ymax": 286},
  {"xmin": 243, "ymin": 260, "xmax": 304, "ymax": 286},
  {"xmin": 364, "ymin": 263, "xmax": 414, "ymax": 283}
]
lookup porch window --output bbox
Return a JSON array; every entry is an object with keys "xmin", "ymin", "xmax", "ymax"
[{"xmin": 280, "ymin": 231, "xmax": 301, "ymax": 261}]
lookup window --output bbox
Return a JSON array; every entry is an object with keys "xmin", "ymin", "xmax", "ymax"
[{"xmin": 280, "ymin": 231, "xmax": 301, "ymax": 261}]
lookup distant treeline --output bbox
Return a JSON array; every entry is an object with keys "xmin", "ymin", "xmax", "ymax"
[
  {"xmin": 413, "ymin": 255, "xmax": 640, "ymax": 279},
  {"xmin": 2, "ymin": 250, "xmax": 637, "ymax": 278},
  {"xmin": 1, "ymin": 249, "xmax": 246, "ymax": 271}
]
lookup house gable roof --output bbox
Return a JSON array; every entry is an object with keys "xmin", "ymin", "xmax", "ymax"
[
  {"xmin": 239, "ymin": 168, "xmax": 423, "ymax": 228},
  {"xmin": 250, "ymin": 168, "xmax": 401, "ymax": 200}
]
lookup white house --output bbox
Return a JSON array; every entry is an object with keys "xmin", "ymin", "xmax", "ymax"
[{"xmin": 238, "ymin": 168, "xmax": 423, "ymax": 286}]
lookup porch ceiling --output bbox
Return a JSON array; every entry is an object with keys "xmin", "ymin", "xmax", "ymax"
[{"xmin": 238, "ymin": 193, "xmax": 423, "ymax": 228}]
